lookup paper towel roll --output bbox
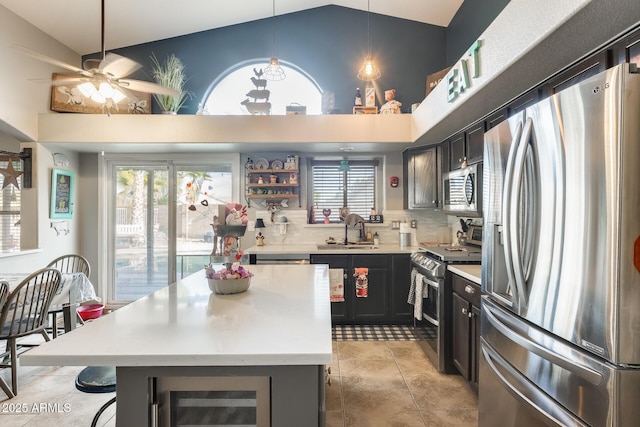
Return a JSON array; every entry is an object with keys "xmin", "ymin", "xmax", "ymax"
[{"xmin": 399, "ymin": 223, "xmax": 411, "ymax": 233}]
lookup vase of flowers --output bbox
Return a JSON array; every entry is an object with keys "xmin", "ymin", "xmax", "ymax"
[{"xmin": 205, "ymin": 263, "xmax": 253, "ymax": 294}]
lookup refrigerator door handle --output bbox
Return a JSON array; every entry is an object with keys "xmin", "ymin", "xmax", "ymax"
[
  {"xmin": 501, "ymin": 120, "xmax": 523, "ymax": 307},
  {"xmin": 484, "ymin": 302, "xmax": 603, "ymax": 385},
  {"xmin": 481, "ymin": 342, "xmax": 589, "ymax": 427},
  {"xmin": 509, "ymin": 117, "xmax": 534, "ymax": 312}
]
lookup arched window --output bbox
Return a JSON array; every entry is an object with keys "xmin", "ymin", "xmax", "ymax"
[{"xmin": 203, "ymin": 61, "xmax": 323, "ymax": 115}]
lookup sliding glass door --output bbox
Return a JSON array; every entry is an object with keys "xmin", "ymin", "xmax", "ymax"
[
  {"xmin": 175, "ymin": 166, "xmax": 232, "ymax": 279},
  {"xmin": 112, "ymin": 166, "xmax": 169, "ymax": 301},
  {"xmin": 106, "ymin": 156, "xmax": 237, "ymax": 304}
]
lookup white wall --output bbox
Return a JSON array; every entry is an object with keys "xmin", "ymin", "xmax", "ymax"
[
  {"xmin": 0, "ymin": 6, "xmax": 84, "ymax": 272},
  {"xmin": 0, "ymin": 143, "xmax": 81, "ymax": 272},
  {"xmin": 0, "ymin": 5, "xmax": 81, "ymax": 140}
]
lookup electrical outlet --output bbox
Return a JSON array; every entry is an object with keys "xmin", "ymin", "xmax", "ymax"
[{"xmin": 410, "ymin": 220, "xmax": 417, "ymax": 228}]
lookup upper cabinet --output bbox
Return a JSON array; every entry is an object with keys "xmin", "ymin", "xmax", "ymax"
[
  {"xmin": 404, "ymin": 145, "xmax": 439, "ymax": 209},
  {"xmin": 540, "ymin": 51, "xmax": 610, "ymax": 97},
  {"xmin": 448, "ymin": 133, "xmax": 465, "ymax": 171},
  {"xmin": 442, "ymin": 123, "xmax": 484, "ymax": 172}
]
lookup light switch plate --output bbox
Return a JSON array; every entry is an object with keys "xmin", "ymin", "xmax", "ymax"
[{"xmin": 410, "ymin": 220, "xmax": 417, "ymax": 228}]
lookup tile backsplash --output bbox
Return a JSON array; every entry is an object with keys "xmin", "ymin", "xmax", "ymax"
[{"xmin": 244, "ymin": 209, "xmax": 455, "ymax": 248}]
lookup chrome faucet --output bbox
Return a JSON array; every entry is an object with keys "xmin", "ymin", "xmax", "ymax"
[{"xmin": 344, "ymin": 213, "xmax": 366, "ymax": 244}]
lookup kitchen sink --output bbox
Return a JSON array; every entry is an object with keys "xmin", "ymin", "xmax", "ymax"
[{"xmin": 316, "ymin": 244, "xmax": 379, "ymax": 250}]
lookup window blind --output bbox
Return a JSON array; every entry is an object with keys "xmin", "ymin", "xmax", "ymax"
[
  {"xmin": 0, "ymin": 158, "xmax": 21, "ymax": 252},
  {"xmin": 311, "ymin": 160, "xmax": 376, "ymax": 223}
]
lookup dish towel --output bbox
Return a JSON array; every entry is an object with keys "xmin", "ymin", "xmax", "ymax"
[
  {"xmin": 355, "ymin": 267, "xmax": 369, "ymax": 298},
  {"xmin": 329, "ymin": 269, "xmax": 345, "ymax": 302},
  {"xmin": 407, "ymin": 271, "xmax": 427, "ymax": 320}
]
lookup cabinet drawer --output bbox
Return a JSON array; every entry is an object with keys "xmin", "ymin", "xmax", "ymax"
[{"xmin": 451, "ymin": 274, "xmax": 481, "ymax": 307}]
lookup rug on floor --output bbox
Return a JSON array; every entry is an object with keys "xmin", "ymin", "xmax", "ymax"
[{"xmin": 332, "ymin": 324, "xmax": 437, "ymax": 341}]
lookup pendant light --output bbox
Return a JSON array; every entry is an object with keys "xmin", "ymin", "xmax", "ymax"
[
  {"xmin": 264, "ymin": 0, "xmax": 286, "ymax": 81},
  {"xmin": 357, "ymin": 0, "xmax": 381, "ymax": 81}
]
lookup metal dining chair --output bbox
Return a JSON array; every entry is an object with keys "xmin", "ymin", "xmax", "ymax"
[
  {"xmin": 0, "ymin": 268, "xmax": 62, "ymax": 398},
  {"xmin": 46, "ymin": 254, "xmax": 91, "ymax": 337}
]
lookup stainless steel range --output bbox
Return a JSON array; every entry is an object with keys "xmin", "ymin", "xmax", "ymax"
[{"xmin": 411, "ymin": 242, "xmax": 482, "ymax": 373}]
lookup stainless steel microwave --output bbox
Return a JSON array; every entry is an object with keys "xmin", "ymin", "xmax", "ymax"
[{"xmin": 442, "ymin": 163, "xmax": 482, "ymax": 217}]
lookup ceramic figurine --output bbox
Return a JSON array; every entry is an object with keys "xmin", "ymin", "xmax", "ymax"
[{"xmin": 380, "ymin": 89, "xmax": 402, "ymax": 114}]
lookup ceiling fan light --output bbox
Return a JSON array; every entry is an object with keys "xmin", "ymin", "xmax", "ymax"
[
  {"xmin": 78, "ymin": 82, "xmax": 98, "ymax": 98},
  {"xmin": 98, "ymin": 82, "xmax": 115, "ymax": 98},
  {"xmin": 112, "ymin": 88, "xmax": 126, "ymax": 103},
  {"xmin": 91, "ymin": 92, "xmax": 106, "ymax": 104},
  {"xmin": 264, "ymin": 57, "xmax": 286, "ymax": 81}
]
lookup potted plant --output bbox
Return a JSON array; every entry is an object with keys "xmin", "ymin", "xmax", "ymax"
[{"xmin": 149, "ymin": 53, "xmax": 192, "ymax": 114}]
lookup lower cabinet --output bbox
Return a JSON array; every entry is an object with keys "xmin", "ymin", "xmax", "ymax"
[
  {"xmin": 450, "ymin": 272, "xmax": 481, "ymax": 392},
  {"xmin": 311, "ymin": 253, "xmax": 411, "ymax": 324}
]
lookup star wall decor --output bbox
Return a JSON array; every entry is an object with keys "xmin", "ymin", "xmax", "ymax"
[{"xmin": 0, "ymin": 158, "xmax": 24, "ymax": 189}]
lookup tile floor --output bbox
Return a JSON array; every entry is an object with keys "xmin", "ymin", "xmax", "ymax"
[
  {"xmin": 326, "ymin": 340, "xmax": 478, "ymax": 427},
  {"xmin": 0, "ymin": 335, "xmax": 477, "ymax": 426}
]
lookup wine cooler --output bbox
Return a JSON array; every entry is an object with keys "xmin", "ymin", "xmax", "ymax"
[{"xmin": 153, "ymin": 376, "xmax": 271, "ymax": 426}]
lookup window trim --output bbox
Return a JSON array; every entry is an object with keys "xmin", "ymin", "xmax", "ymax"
[{"xmin": 308, "ymin": 158, "xmax": 380, "ymax": 224}]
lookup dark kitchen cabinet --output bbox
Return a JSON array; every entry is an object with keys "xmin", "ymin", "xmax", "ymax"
[
  {"xmin": 540, "ymin": 51, "xmax": 610, "ymax": 97},
  {"xmin": 404, "ymin": 146, "xmax": 439, "ymax": 209},
  {"xmin": 311, "ymin": 253, "xmax": 388, "ymax": 324},
  {"xmin": 465, "ymin": 122, "xmax": 484, "ymax": 165},
  {"xmin": 485, "ymin": 108, "xmax": 507, "ymax": 130},
  {"xmin": 390, "ymin": 254, "xmax": 412, "ymax": 322},
  {"xmin": 311, "ymin": 254, "xmax": 350, "ymax": 322},
  {"xmin": 444, "ymin": 125, "xmax": 484, "ymax": 172},
  {"xmin": 351, "ymin": 255, "xmax": 388, "ymax": 322},
  {"xmin": 507, "ymin": 88, "xmax": 540, "ymax": 117},
  {"xmin": 613, "ymin": 26, "xmax": 640, "ymax": 66},
  {"xmin": 448, "ymin": 132, "xmax": 466, "ymax": 170},
  {"xmin": 450, "ymin": 272, "xmax": 481, "ymax": 392},
  {"xmin": 311, "ymin": 253, "xmax": 411, "ymax": 324}
]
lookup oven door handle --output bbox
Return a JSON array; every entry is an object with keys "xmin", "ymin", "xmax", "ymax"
[
  {"xmin": 412, "ymin": 268, "xmax": 441, "ymax": 289},
  {"xmin": 422, "ymin": 276, "xmax": 440, "ymax": 289}
]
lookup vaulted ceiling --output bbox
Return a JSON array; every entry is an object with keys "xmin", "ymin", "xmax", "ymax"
[{"xmin": 0, "ymin": 0, "xmax": 464, "ymax": 55}]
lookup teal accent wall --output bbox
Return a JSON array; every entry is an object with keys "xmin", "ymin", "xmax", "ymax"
[
  {"xmin": 446, "ymin": 0, "xmax": 511, "ymax": 64},
  {"xmin": 86, "ymin": 4, "xmax": 506, "ymax": 115}
]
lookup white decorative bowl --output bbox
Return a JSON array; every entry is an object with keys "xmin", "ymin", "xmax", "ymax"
[{"xmin": 208, "ymin": 277, "xmax": 251, "ymax": 294}]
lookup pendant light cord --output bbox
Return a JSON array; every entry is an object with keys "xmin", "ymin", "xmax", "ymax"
[
  {"xmin": 101, "ymin": 0, "xmax": 105, "ymax": 60},
  {"xmin": 272, "ymin": 0, "xmax": 276, "ymax": 58},
  {"xmin": 367, "ymin": 0, "xmax": 371, "ymax": 56}
]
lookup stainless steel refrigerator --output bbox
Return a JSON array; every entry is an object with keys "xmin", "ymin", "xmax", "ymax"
[{"xmin": 480, "ymin": 63, "xmax": 640, "ymax": 427}]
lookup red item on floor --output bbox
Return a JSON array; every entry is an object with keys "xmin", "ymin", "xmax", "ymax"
[{"xmin": 77, "ymin": 304, "xmax": 104, "ymax": 321}]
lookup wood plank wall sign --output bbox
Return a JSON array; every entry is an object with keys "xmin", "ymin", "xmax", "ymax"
[{"xmin": 50, "ymin": 73, "xmax": 151, "ymax": 114}]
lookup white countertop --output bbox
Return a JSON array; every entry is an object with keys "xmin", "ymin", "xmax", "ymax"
[
  {"xmin": 21, "ymin": 265, "xmax": 332, "ymax": 367},
  {"xmin": 448, "ymin": 264, "xmax": 482, "ymax": 285},
  {"xmin": 247, "ymin": 243, "xmax": 418, "ymax": 255}
]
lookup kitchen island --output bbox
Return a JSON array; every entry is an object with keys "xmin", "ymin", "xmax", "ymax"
[{"xmin": 21, "ymin": 264, "xmax": 332, "ymax": 426}]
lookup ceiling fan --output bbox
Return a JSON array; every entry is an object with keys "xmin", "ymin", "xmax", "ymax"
[{"xmin": 14, "ymin": 0, "xmax": 179, "ymax": 105}]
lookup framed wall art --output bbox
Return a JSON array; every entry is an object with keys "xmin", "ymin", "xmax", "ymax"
[
  {"xmin": 50, "ymin": 73, "xmax": 151, "ymax": 114},
  {"xmin": 50, "ymin": 168, "xmax": 75, "ymax": 219}
]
